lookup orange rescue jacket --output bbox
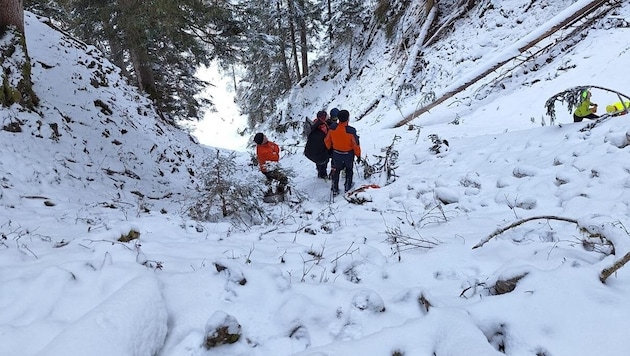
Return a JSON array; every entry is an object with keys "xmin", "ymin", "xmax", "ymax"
[
  {"xmin": 324, "ymin": 121, "xmax": 361, "ymax": 158},
  {"xmin": 256, "ymin": 141, "xmax": 280, "ymax": 172}
]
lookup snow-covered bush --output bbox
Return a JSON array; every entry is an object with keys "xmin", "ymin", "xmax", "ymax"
[{"xmin": 189, "ymin": 149, "xmax": 267, "ymax": 224}]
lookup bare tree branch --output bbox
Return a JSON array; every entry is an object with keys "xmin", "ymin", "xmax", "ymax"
[
  {"xmin": 600, "ymin": 251, "xmax": 630, "ymax": 284},
  {"xmin": 472, "ymin": 215, "xmax": 578, "ymax": 249}
]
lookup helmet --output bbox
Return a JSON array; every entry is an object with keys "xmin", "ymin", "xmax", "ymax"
[
  {"xmin": 330, "ymin": 108, "xmax": 339, "ymax": 118},
  {"xmin": 581, "ymin": 90, "xmax": 590, "ymax": 99}
]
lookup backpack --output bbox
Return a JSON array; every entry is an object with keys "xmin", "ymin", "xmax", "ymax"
[
  {"xmin": 302, "ymin": 117, "xmax": 314, "ymax": 138},
  {"xmin": 302, "ymin": 117, "xmax": 327, "ymax": 138}
]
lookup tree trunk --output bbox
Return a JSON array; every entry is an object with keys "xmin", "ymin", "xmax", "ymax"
[
  {"xmin": 276, "ymin": 1, "xmax": 292, "ymax": 89},
  {"xmin": 396, "ymin": 0, "xmax": 612, "ymax": 127},
  {"xmin": 286, "ymin": 0, "xmax": 302, "ymax": 82},
  {"xmin": 104, "ymin": 20, "xmax": 129, "ymax": 80},
  {"xmin": 128, "ymin": 45, "xmax": 158, "ymax": 100},
  {"xmin": 231, "ymin": 65, "xmax": 237, "ymax": 93},
  {"xmin": 0, "ymin": 0, "xmax": 25, "ymax": 33},
  {"xmin": 118, "ymin": 0, "xmax": 158, "ymax": 101},
  {"xmin": 347, "ymin": 37, "xmax": 353, "ymax": 77},
  {"xmin": 327, "ymin": 0, "xmax": 333, "ymax": 42},
  {"xmin": 107, "ymin": 34, "xmax": 129, "ymax": 79},
  {"xmin": 297, "ymin": 0, "xmax": 308, "ymax": 79},
  {"xmin": 0, "ymin": 0, "xmax": 38, "ymax": 110}
]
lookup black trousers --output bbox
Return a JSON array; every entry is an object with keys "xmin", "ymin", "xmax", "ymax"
[
  {"xmin": 331, "ymin": 152, "xmax": 354, "ymax": 192},
  {"xmin": 316, "ymin": 159, "xmax": 329, "ymax": 178},
  {"xmin": 573, "ymin": 113, "xmax": 599, "ymax": 123}
]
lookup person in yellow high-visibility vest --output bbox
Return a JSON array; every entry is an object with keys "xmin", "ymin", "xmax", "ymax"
[
  {"xmin": 573, "ymin": 90, "xmax": 599, "ymax": 122},
  {"xmin": 605, "ymin": 101, "xmax": 630, "ymax": 116}
]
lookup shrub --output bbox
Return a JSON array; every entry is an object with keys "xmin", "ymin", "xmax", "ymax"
[{"xmin": 189, "ymin": 150, "xmax": 268, "ymax": 224}]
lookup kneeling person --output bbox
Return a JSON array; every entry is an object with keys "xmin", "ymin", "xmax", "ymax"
[{"xmin": 254, "ymin": 132, "xmax": 288, "ymax": 197}]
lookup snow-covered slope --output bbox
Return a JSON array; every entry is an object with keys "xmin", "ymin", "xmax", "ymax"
[
  {"xmin": 1, "ymin": 13, "xmax": 206, "ymax": 217},
  {"xmin": 280, "ymin": 0, "xmax": 625, "ymax": 130},
  {"xmin": 0, "ymin": 13, "xmax": 209, "ymax": 355}
]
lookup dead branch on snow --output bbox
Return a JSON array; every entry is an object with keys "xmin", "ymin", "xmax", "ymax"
[
  {"xmin": 472, "ymin": 215, "xmax": 578, "ymax": 249},
  {"xmin": 600, "ymin": 251, "xmax": 630, "ymax": 284}
]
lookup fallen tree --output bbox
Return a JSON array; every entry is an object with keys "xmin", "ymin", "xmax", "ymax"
[{"xmin": 394, "ymin": 0, "xmax": 615, "ymax": 128}]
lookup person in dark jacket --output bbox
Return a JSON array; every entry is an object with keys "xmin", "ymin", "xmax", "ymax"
[
  {"xmin": 304, "ymin": 110, "xmax": 331, "ymax": 178},
  {"xmin": 324, "ymin": 110, "xmax": 361, "ymax": 195}
]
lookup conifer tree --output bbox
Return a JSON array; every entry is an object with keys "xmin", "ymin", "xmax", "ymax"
[
  {"xmin": 236, "ymin": 0, "xmax": 322, "ymax": 126},
  {"xmin": 329, "ymin": 0, "xmax": 369, "ymax": 74},
  {"xmin": 26, "ymin": 0, "xmax": 241, "ymax": 124},
  {"xmin": 236, "ymin": 0, "xmax": 292, "ymax": 126}
]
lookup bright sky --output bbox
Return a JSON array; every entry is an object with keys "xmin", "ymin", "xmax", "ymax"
[
  {"xmin": 191, "ymin": 63, "xmax": 248, "ymax": 151},
  {"xmin": 2, "ymin": 3, "xmax": 630, "ymax": 356}
]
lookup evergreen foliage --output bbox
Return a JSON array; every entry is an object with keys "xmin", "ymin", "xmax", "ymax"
[
  {"xmin": 333, "ymin": 0, "xmax": 371, "ymax": 38},
  {"xmin": 374, "ymin": 0, "xmax": 412, "ymax": 38},
  {"xmin": 22, "ymin": 0, "xmax": 402, "ymax": 131},
  {"xmin": 190, "ymin": 150, "xmax": 268, "ymax": 224},
  {"xmin": 545, "ymin": 85, "xmax": 630, "ymax": 125},
  {"xmin": 544, "ymin": 85, "xmax": 590, "ymax": 125},
  {"xmin": 25, "ymin": 0, "xmax": 240, "ymax": 124},
  {"xmin": 236, "ymin": 1, "xmax": 290, "ymax": 126},
  {"xmin": 21, "ymin": 0, "xmax": 445, "ymax": 131}
]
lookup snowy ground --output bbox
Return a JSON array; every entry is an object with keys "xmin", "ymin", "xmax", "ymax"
[{"xmin": 2, "ymin": 4, "xmax": 630, "ymax": 356}]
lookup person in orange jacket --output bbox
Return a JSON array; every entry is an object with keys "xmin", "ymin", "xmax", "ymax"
[
  {"xmin": 254, "ymin": 132, "xmax": 288, "ymax": 195},
  {"xmin": 324, "ymin": 110, "xmax": 361, "ymax": 195}
]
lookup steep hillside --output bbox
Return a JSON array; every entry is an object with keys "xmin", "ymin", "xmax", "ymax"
[
  {"xmin": 1, "ymin": 13, "xmax": 205, "ymax": 218},
  {"xmin": 277, "ymin": 0, "xmax": 626, "ymax": 130}
]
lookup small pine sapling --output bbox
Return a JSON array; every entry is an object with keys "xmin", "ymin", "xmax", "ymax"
[
  {"xmin": 361, "ymin": 135, "xmax": 400, "ymax": 185},
  {"xmin": 190, "ymin": 150, "xmax": 267, "ymax": 224}
]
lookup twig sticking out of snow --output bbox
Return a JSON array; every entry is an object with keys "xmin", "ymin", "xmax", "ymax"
[{"xmin": 600, "ymin": 251, "xmax": 630, "ymax": 284}]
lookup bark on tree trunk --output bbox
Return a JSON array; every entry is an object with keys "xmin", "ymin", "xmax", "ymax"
[
  {"xmin": 129, "ymin": 45, "xmax": 158, "ymax": 100},
  {"xmin": 0, "ymin": 0, "xmax": 25, "ymax": 33},
  {"xmin": 347, "ymin": 38, "xmax": 353, "ymax": 77},
  {"xmin": 396, "ymin": 0, "xmax": 612, "ymax": 128},
  {"xmin": 327, "ymin": 0, "xmax": 333, "ymax": 42},
  {"xmin": 299, "ymin": 28, "xmax": 308, "ymax": 79},
  {"xmin": 107, "ymin": 32, "xmax": 129, "ymax": 79},
  {"xmin": 231, "ymin": 65, "xmax": 237, "ymax": 93}
]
